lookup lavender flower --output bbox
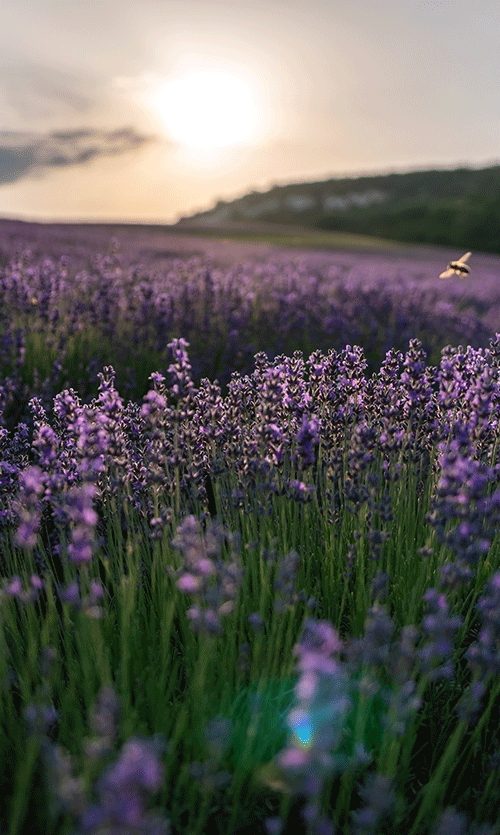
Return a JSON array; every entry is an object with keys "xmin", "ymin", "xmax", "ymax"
[
  {"xmin": 273, "ymin": 550, "xmax": 305, "ymax": 612},
  {"xmin": 351, "ymin": 773, "xmax": 395, "ymax": 834},
  {"xmin": 465, "ymin": 571, "xmax": 500, "ymax": 680},
  {"xmin": 2, "ymin": 573, "xmax": 44, "ymax": 604},
  {"xmin": 78, "ymin": 737, "xmax": 168, "ymax": 835},
  {"xmin": 296, "ymin": 414, "xmax": 320, "ymax": 468},
  {"xmin": 169, "ymin": 516, "xmax": 245, "ymax": 636},
  {"xmin": 167, "ymin": 337, "xmax": 195, "ymax": 401},
  {"xmin": 63, "ymin": 483, "xmax": 99, "ymax": 564},
  {"xmin": 42, "ymin": 743, "xmax": 87, "ymax": 817},
  {"xmin": 24, "ymin": 703, "xmax": 60, "ymax": 737},
  {"xmin": 263, "ymin": 619, "xmax": 355, "ymax": 804},
  {"xmin": 427, "ymin": 431, "xmax": 499, "ymax": 573},
  {"xmin": 32, "ymin": 423, "xmax": 60, "ymax": 469},
  {"xmin": 59, "ymin": 580, "xmax": 81, "ymax": 608},
  {"xmin": 14, "ymin": 465, "xmax": 46, "ymax": 549},
  {"xmin": 417, "ymin": 588, "xmax": 462, "ymax": 681}
]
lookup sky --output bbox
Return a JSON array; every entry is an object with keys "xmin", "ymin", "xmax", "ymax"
[{"xmin": 0, "ymin": 0, "xmax": 498, "ymax": 224}]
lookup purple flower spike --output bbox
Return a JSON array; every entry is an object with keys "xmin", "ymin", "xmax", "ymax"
[
  {"xmin": 60, "ymin": 581, "xmax": 81, "ymax": 607},
  {"xmin": 105, "ymin": 738, "xmax": 164, "ymax": 794},
  {"xmin": 89, "ymin": 686, "xmax": 120, "ymax": 740},
  {"xmin": 63, "ymin": 483, "xmax": 98, "ymax": 564},
  {"xmin": 296, "ymin": 414, "xmax": 320, "ymax": 468},
  {"xmin": 20, "ymin": 467, "xmax": 45, "ymax": 497},
  {"xmin": 5, "ymin": 576, "xmax": 23, "ymax": 597},
  {"xmin": 78, "ymin": 736, "xmax": 168, "ymax": 834},
  {"xmin": 176, "ymin": 573, "xmax": 203, "ymax": 594},
  {"xmin": 170, "ymin": 516, "xmax": 244, "ymax": 636},
  {"xmin": 351, "ymin": 773, "xmax": 395, "ymax": 834},
  {"xmin": 68, "ymin": 524, "xmax": 95, "ymax": 564},
  {"xmin": 14, "ymin": 465, "xmax": 46, "ymax": 549},
  {"xmin": 466, "ymin": 570, "xmax": 500, "ymax": 679},
  {"xmin": 418, "ymin": 588, "xmax": 462, "ymax": 681},
  {"xmin": 24, "ymin": 703, "xmax": 60, "ymax": 737}
]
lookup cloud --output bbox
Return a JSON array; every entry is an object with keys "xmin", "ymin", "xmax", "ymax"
[
  {"xmin": 0, "ymin": 62, "xmax": 97, "ymax": 122},
  {"xmin": 0, "ymin": 127, "xmax": 152, "ymax": 185}
]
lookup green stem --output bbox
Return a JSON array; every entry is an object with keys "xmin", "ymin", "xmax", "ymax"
[
  {"xmin": 408, "ymin": 720, "xmax": 466, "ymax": 835},
  {"xmin": 8, "ymin": 736, "xmax": 41, "ymax": 835}
]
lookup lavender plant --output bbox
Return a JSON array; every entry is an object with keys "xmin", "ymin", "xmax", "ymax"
[{"xmin": 2, "ymin": 223, "xmax": 500, "ymax": 834}]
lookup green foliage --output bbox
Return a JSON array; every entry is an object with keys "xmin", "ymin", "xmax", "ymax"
[{"xmin": 184, "ymin": 164, "xmax": 500, "ymax": 254}]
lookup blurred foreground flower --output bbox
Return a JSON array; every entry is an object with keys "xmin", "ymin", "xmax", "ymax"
[{"xmin": 168, "ymin": 515, "xmax": 245, "ymax": 636}]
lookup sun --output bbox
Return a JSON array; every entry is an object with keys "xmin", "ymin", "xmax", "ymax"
[{"xmin": 147, "ymin": 68, "xmax": 263, "ymax": 152}]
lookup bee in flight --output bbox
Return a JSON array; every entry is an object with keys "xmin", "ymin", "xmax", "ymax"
[{"xmin": 439, "ymin": 251, "xmax": 472, "ymax": 279}]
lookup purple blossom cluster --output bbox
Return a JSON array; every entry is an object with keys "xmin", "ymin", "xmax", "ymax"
[
  {"xmin": 168, "ymin": 514, "xmax": 245, "ymax": 635},
  {"xmin": 1, "ymin": 221, "xmax": 499, "ymax": 427},
  {"xmin": 77, "ymin": 736, "xmax": 168, "ymax": 835},
  {"xmin": 3, "ymin": 332, "xmax": 500, "ymax": 638},
  {"xmin": 36, "ymin": 684, "xmax": 170, "ymax": 834}
]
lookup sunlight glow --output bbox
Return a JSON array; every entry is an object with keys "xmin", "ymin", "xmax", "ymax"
[{"xmin": 147, "ymin": 68, "xmax": 264, "ymax": 152}]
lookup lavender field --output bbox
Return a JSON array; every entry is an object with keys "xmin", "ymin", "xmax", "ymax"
[{"xmin": 3, "ymin": 218, "xmax": 500, "ymax": 835}]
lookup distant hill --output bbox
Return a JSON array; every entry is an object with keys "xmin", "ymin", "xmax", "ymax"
[{"xmin": 177, "ymin": 164, "xmax": 500, "ymax": 254}]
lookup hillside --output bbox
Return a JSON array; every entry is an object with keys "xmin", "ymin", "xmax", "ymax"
[{"xmin": 177, "ymin": 164, "xmax": 500, "ymax": 254}]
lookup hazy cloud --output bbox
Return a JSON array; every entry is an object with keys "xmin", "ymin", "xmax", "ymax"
[
  {"xmin": 0, "ymin": 127, "xmax": 152, "ymax": 184},
  {"xmin": 0, "ymin": 62, "xmax": 98, "ymax": 123}
]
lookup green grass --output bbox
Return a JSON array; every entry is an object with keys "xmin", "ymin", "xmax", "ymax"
[{"xmin": 174, "ymin": 221, "xmax": 409, "ymax": 253}]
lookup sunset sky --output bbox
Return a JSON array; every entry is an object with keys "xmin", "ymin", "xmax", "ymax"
[{"xmin": 0, "ymin": 0, "xmax": 498, "ymax": 224}]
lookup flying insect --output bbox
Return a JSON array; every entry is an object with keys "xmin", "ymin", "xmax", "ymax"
[{"xmin": 439, "ymin": 251, "xmax": 472, "ymax": 279}]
